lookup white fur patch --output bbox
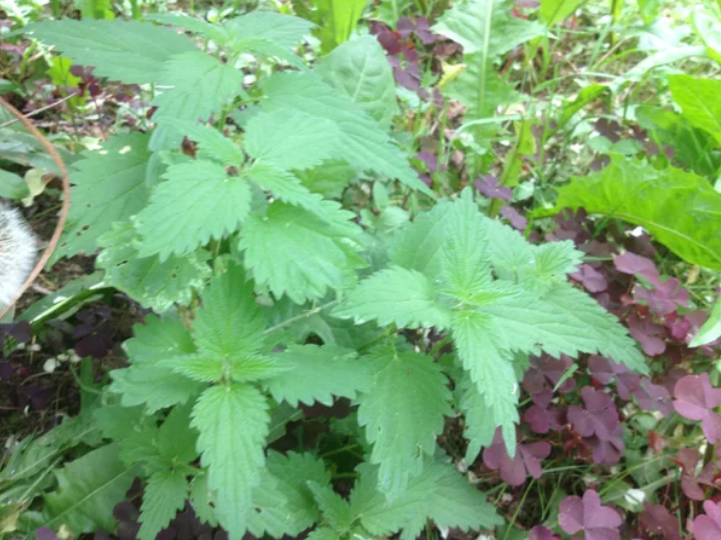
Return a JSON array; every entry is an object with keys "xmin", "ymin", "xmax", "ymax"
[{"xmin": 0, "ymin": 204, "xmax": 38, "ymax": 308}]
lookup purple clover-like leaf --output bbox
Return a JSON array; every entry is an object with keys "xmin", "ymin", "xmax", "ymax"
[
  {"xmin": 628, "ymin": 314, "xmax": 667, "ymax": 356},
  {"xmin": 524, "ymin": 397, "xmax": 566, "ymax": 435},
  {"xmin": 482, "ymin": 430, "xmax": 551, "ymax": 486},
  {"xmin": 567, "ymin": 386, "xmax": 619, "ymax": 440},
  {"xmin": 690, "ymin": 500, "xmax": 721, "ymax": 540},
  {"xmin": 474, "ymin": 174, "xmax": 512, "ymax": 201},
  {"xmin": 523, "ymin": 354, "xmax": 577, "ymax": 396},
  {"xmin": 559, "ymin": 490, "xmax": 622, "ymax": 540},
  {"xmin": 634, "ymin": 377, "xmax": 673, "ymax": 416},
  {"xmin": 640, "ymin": 502, "xmax": 681, "ymax": 540},
  {"xmin": 588, "ymin": 355, "xmax": 640, "ymax": 400},
  {"xmin": 613, "ymin": 252, "xmax": 660, "ymax": 285},
  {"xmin": 674, "ymin": 448, "xmax": 718, "ymax": 501},
  {"xmin": 528, "ymin": 525, "xmax": 560, "ymax": 540},
  {"xmin": 674, "ymin": 373, "xmax": 721, "ymax": 444},
  {"xmin": 633, "ymin": 278, "xmax": 689, "ymax": 317},
  {"xmin": 570, "ymin": 264, "xmax": 608, "ymax": 293},
  {"xmin": 499, "ymin": 205, "xmax": 528, "ymax": 231},
  {"xmin": 585, "ymin": 424, "xmax": 625, "ymax": 465}
]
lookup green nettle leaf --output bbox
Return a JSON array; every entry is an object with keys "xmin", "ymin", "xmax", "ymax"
[
  {"xmin": 690, "ymin": 296, "xmax": 721, "ymax": 348},
  {"xmin": 137, "ymin": 159, "xmax": 251, "ymax": 260},
  {"xmin": 316, "ymin": 35, "xmax": 398, "ymax": 130},
  {"xmin": 342, "ymin": 189, "xmax": 646, "ymax": 456},
  {"xmin": 358, "ymin": 350, "xmax": 452, "ymax": 499},
  {"xmin": 0, "ymin": 169, "xmax": 29, "ymax": 199},
  {"xmin": 150, "ymin": 51, "xmax": 245, "ymax": 149},
  {"xmin": 668, "ymin": 75, "xmax": 721, "ymax": 144},
  {"xmin": 308, "ymin": 482, "xmax": 353, "ymax": 532},
  {"xmin": 459, "ymin": 375, "xmax": 498, "ymax": 462},
  {"xmin": 148, "ymin": 13, "xmax": 230, "ymax": 43},
  {"xmin": 56, "ymin": 132, "xmax": 151, "ymax": 261},
  {"xmin": 264, "ymin": 451, "xmax": 332, "ymax": 534},
  {"xmin": 111, "ymin": 316, "xmax": 201, "ymax": 413},
  {"xmin": 260, "ymin": 72, "xmax": 433, "ymax": 196},
  {"xmin": 192, "ymin": 384, "xmax": 270, "ymax": 540},
  {"xmin": 239, "ymin": 201, "xmax": 365, "ymax": 303},
  {"xmin": 44, "ymin": 444, "xmax": 139, "ymax": 534},
  {"xmin": 540, "ymin": 0, "xmax": 585, "ymax": 26},
  {"xmin": 349, "ymin": 461, "xmax": 501, "ymax": 539},
  {"xmin": 138, "ymin": 469, "xmax": 188, "ymax": 540},
  {"xmin": 26, "ymin": 20, "xmax": 197, "ymax": 84},
  {"xmin": 97, "ymin": 223, "xmax": 212, "ymax": 313},
  {"xmin": 163, "ymin": 120, "xmax": 246, "ymax": 166},
  {"xmin": 332, "ymin": 266, "xmax": 453, "ymax": 329},
  {"xmin": 452, "ymin": 307, "xmax": 520, "ymax": 453},
  {"xmin": 223, "ymin": 11, "xmax": 315, "ymax": 51},
  {"xmin": 265, "ymin": 344, "xmax": 371, "ymax": 406},
  {"xmin": 548, "ymin": 155, "xmax": 721, "ymax": 270},
  {"xmin": 247, "ymin": 162, "xmax": 326, "ymax": 216},
  {"xmin": 244, "ymin": 110, "xmax": 341, "ymax": 171}
]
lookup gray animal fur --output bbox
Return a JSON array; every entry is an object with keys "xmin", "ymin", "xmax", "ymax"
[{"xmin": 0, "ymin": 204, "xmax": 37, "ymax": 308}]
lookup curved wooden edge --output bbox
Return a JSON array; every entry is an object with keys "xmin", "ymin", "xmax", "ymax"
[{"xmin": 0, "ymin": 96, "xmax": 71, "ymax": 321}]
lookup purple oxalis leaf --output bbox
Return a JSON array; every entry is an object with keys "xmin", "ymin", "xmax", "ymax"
[
  {"xmin": 690, "ymin": 500, "xmax": 721, "ymax": 540},
  {"xmin": 474, "ymin": 174, "xmax": 512, "ymax": 201},
  {"xmin": 523, "ymin": 354, "xmax": 577, "ymax": 396},
  {"xmin": 528, "ymin": 526, "xmax": 560, "ymax": 540},
  {"xmin": 585, "ymin": 424, "xmax": 625, "ymax": 465},
  {"xmin": 640, "ymin": 502, "xmax": 681, "ymax": 540},
  {"xmin": 499, "ymin": 205, "xmax": 528, "ymax": 231},
  {"xmin": 559, "ymin": 490, "xmax": 622, "ymax": 540},
  {"xmin": 567, "ymin": 386, "xmax": 619, "ymax": 440},
  {"xmin": 570, "ymin": 264, "xmax": 608, "ymax": 293},
  {"xmin": 613, "ymin": 252, "xmax": 660, "ymax": 286},
  {"xmin": 674, "ymin": 448, "xmax": 717, "ymax": 501},
  {"xmin": 628, "ymin": 314, "xmax": 667, "ymax": 356},
  {"xmin": 674, "ymin": 373, "xmax": 721, "ymax": 444},
  {"xmin": 482, "ymin": 430, "xmax": 551, "ymax": 486},
  {"xmin": 634, "ymin": 377, "xmax": 673, "ymax": 416},
  {"xmin": 588, "ymin": 355, "xmax": 640, "ymax": 400}
]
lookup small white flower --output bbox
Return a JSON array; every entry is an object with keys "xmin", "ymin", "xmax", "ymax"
[{"xmin": 43, "ymin": 359, "xmax": 59, "ymax": 373}]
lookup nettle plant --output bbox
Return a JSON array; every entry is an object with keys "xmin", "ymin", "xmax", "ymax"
[{"xmin": 25, "ymin": 5, "xmax": 648, "ymax": 540}]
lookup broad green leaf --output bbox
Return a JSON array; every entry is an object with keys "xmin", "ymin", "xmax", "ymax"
[
  {"xmin": 190, "ymin": 472, "xmax": 218, "ymax": 527},
  {"xmin": 313, "ymin": 0, "xmax": 367, "ymax": 52},
  {"xmin": 43, "ymin": 444, "xmax": 138, "ymax": 534},
  {"xmin": 297, "ymin": 160, "xmax": 357, "ymax": 199},
  {"xmin": 193, "ymin": 267, "xmax": 268, "ymax": 359},
  {"xmin": 540, "ymin": 0, "xmax": 584, "ymax": 26},
  {"xmin": 148, "ymin": 13, "xmax": 229, "ymax": 43},
  {"xmin": 265, "ymin": 344, "xmax": 370, "ymax": 406},
  {"xmin": 97, "ymin": 223, "xmax": 212, "ymax": 312},
  {"xmin": 308, "ymin": 482, "xmax": 353, "ymax": 532},
  {"xmin": 388, "ymin": 199, "xmax": 455, "ymax": 279},
  {"xmin": 156, "ymin": 403, "xmax": 199, "ymax": 468},
  {"xmin": 223, "ymin": 11, "xmax": 314, "ymax": 51},
  {"xmin": 138, "ymin": 470, "xmax": 188, "ymax": 540},
  {"xmin": 192, "ymin": 384, "xmax": 269, "ymax": 540},
  {"xmin": 557, "ymin": 84, "xmax": 609, "ymax": 128},
  {"xmin": 308, "ymin": 528, "xmax": 341, "ymax": 540},
  {"xmin": 260, "ymin": 72, "xmax": 433, "ymax": 196},
  {"xmin": 265, "ymin": 451, "xmax": 331, "ymax": 533},
  {"xmin": 244, "ymin": 110, "xmax": 341, "ymax": 171},
  {"xmin": 163, "ymin": 119, "xmax": 245, "ymax": 165},
  {"xmin": 433, "ymin": 0, "xmax": 545, "ymax": 56},
  {"xmin": 247, "ymin": 471, "xmax": 294, "ymax": 537},
  {"xmin": 239, "ymin": 202, "xmax": 365, "ymax": 303},
  {"xmin": 459, "ymin": 376, "xmax": 497, "ymax": 462},
  {"xmin": 56, "ymin": 133, "xmax": 151, "ymax": 260},
  {"xmin": 332, "ymin": 266, "xmax": 452, "ymax": 329},
  {"xmin": 441, "ymin": 189, "xmax": 492, "ymax": 300},
  {"xmin": 690, "ymin": 296, "xmax": 721, "ymax": 347},
  {"xmin": 358, "ymin": 350, "xmax": 452, "ymax": 499},
  {"xmin": 694, "ymin": 11, "xmax": 721, "ymax": 64},
  {"xmin": 0, "ymin": 169, "xmax": 29, "ymax": 199},
  {"xmin": 151, "ymin": 51, "xmax": 245, "ymax": 149},
  {"xmin": 452, "ymin": 307, "xmax": 519, "ymax": 454},
  {"xmin": 549, "ymin": 156, "xmax": 721, "ymax": 270},
  {"xmin": 316, "ymin": 35, "xmax": 398, "ymax": 129},
  {"xmin": 137, "ymin": 159, "xmax": 251, "ymax": 260},
  {"xmin": 112, "ymin": 316, "xmax": 201, "ymax": 413},
  {"xmin": 669, "ymin": 75, "xmax": 721, "ymax": 144},
  {"xmin": 349, "ymin": 461, "xmax": 501, "ymax": 538},
  {"xmin": 247, "ymin": 162, "xmax": 326, "ymax": 216},
  {"xmin": 26, "ymin": 20, "xmax": 196, "ymax": 84}
]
